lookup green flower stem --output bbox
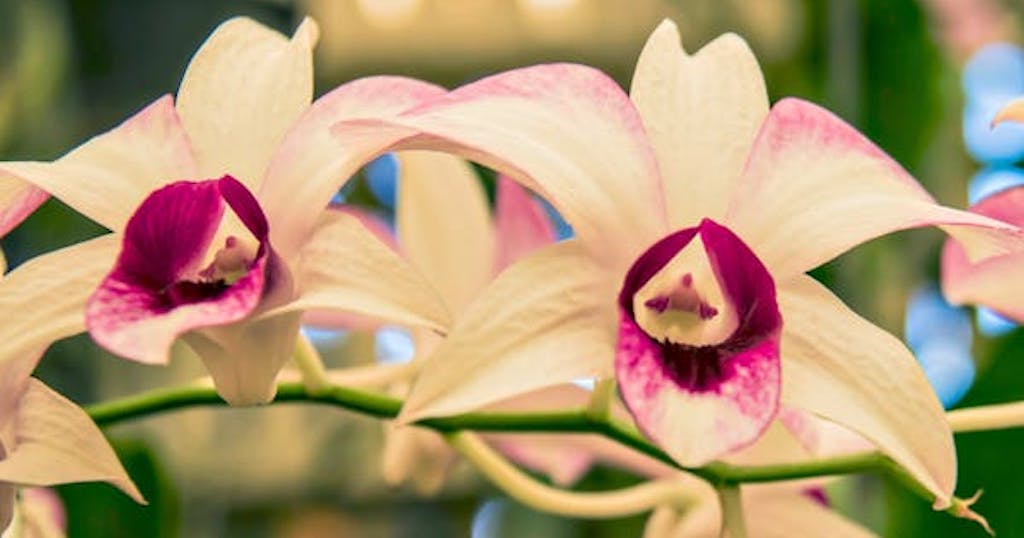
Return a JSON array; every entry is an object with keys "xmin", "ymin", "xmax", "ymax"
[
  {"xmin": 292, "ymin": 334, "xmax": 330, "ymax": 394},
  {"xmin": 84, "ymin": 380, "xmax": 991, "ymax": 519},
  {"xmin": 446, "ymin": 431, "xmax": 692, "ymax": 518},
  {"xmin": 715, "ymin": 483, "xmax": 747, "ymax": 538}
]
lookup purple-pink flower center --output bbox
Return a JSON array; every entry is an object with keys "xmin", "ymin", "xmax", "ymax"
[{"xmin": 617, "ymin": 219, "xmax": 782, "ymax": 393}]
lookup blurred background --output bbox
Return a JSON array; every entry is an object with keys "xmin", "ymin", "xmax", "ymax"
[{"xmin": 3, "ymin": 0, "xmax": 1024, "ymax": 536}]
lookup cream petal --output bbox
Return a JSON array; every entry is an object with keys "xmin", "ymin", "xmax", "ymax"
[
  {"xmin": 176, "ymin": 17, "xmax": 317, "ymax": 189},
  {"xmin": 398, "ymin": 241, "xmax": 616, "ymax": 422},
  {"xmin": 396, "ymin": 151, "xmax": 495, "ymax": 313},
  {"xmin": 777, "ymin": 275, "xmax": 955, "ymax": 508},
  {"xmin": 726, "ymin": 98, "xmax": 1024, "ymax": 279},
  {"xmin": 185, "ymin": 312, "xmax": 302, "ymax": 406},
  {"xmin": 0, "ymin": 379, "xmax": 142, "ymax": 503},
  {"xmin": 260, "ymin": 77, "xmax": 445, "ymax": 256},
  {"xmin": 331, "ymin": 64, "xmax": 669, "ymax": 271},
  {"xmin": 0, "ymin": 97, "xmax": 195, "ymax": 232},
  {"xmin": 267, "ymin": 210, "xmax": 452, "ymax": 332},
  {"xmin": 0, "ymin": 236, "xmax": 119, "ymax": 363},
  {"xmin": 630, "ymin": 20, "xmax": 768, "ymax": 226}
]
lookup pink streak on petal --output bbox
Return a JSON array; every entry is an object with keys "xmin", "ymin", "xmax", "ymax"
[
  {"xmin": 86, "ymin": 178, "xmax": 271, "ymax": 365},
  {"xmin": 0, "ymin": 186, "xmax": 48, "ymax": 238},
  {"xmin": 493, "ymin": 176, "xmax": 556, "ymax": 272}
]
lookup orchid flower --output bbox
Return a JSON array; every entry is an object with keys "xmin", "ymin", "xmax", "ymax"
[
  {"xmin": 0, "ymin": 243, "xmax": 142, "ymax": 534},
  {"xmin": 0, "ymin": 17, "xmax": 452, "ymax": 404},
  {"xmin": 328, "ymin": 20, "xmax": 1024, "ymax": 507}
]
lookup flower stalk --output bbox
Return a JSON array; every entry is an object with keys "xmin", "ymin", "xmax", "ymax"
[
  {"xmin": 446, "ymin": 431, "xmax": 692, "ymax": 518},
  {"xmin": 948, "ymin": 401, "xmax": 1024, "ymax": 433},
  {"xmin": 715, "ymin": 483, "xmax": 747, "ymax": 538}
]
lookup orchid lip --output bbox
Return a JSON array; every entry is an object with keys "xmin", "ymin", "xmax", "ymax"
[
  {"xmin": 85, "ymin": 175, "xmax": 274, "ymax": 365},
  {"xmin": 614, "ymin": 218, "xmax": 782, "ymax": 464},
  {"xmin": 618, "ymin": 218, "xmax": 781, "ymax": 393}
]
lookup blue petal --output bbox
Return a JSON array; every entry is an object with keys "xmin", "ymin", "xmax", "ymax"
[
  {"xmin": 968, "ymin": 166, "xmax": 1024, "ymax": 204},
  {"xmin": 905, "ymin": 286, "xmax": 972, "ymax": 352},
  {"xmin": 471, "ymin": 500, "xmax": 506, "ymax": 538},
  {"xmin": 963, "ymin": 43, "xmax": 1024, "ymax": 105},
  {"xmin": 976, "ymin": 306, "xmax": 1018, "ymax": 337},
  {"xmin": 375, "ymin": 325, "xmax": 415, "ymax": 364},
  {"xmin": 963, "ymin": 99, "xmax": 1024, "ymax": 164},
  {"xmin": 915, "ymin": 341, "xmax": 976, "ymax": 409},
  {"xmin": 365, "ymin": 153, "xmax": 400, "ymax": 208}
]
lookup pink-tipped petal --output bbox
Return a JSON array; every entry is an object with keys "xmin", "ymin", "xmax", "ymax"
[
  {"xmin": 0, "ymin": 182, "xmax": 48, "ymax": 238},
  {"xmin": 272, "ymin": 210, "xmax": 452, "ymax": 332},
  {"xmin": 0, "ymin": 96, "xmax": 195, "ymax": 232},
  {"xmin": 262, "ymin": 76, "xmax": 446, "ymax": 256},
  {"xmin": 399, "ymin": 241, "xmax": 616, "ymax": 423},
  {"xmin": 777, "ymin": 275, "xmax": 955, "ymax": 508},
  {"xmin": 616, "ymin": 220, "xmax": 782, "ymax": 466},
  {"xmin": 332, "ymin": 64, "xmax": 668, "ymax": 271},
  {"xmin": 630, "ymin": 20, "xmax": 768, "ymax": 226},
  {"xmin": 727, "ymin": 98, "xmax": 1024, "ymax": 279},
  {"xmin": 0, "ymin": 236, "xmax": 119, "ymax": 364},
  {"xmin": 177, "ymin": 17, "xmax": 317, "ymax": 188},
  {"xmin": 397, "ymin": 151, "xmax": 495, "ymax": 312},
  {"xmin": 86, "ymin": 177, "xmax": 271, "ymax": 365},
  {"xmin": 493, "ymin": 176, "xmax": 556, "ymax": 271},
  {"xmin": 942, "ymin": 187, "xmax": 1024, "ymax": 321},
  {"xmin": 0, "ymin": 379, "xmax": 143, "ymax": 503}
]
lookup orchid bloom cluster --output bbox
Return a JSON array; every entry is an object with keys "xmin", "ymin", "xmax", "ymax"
[{"xmin": 3, "ymin": 14, "xmax": 1024, "ymax": 537}]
